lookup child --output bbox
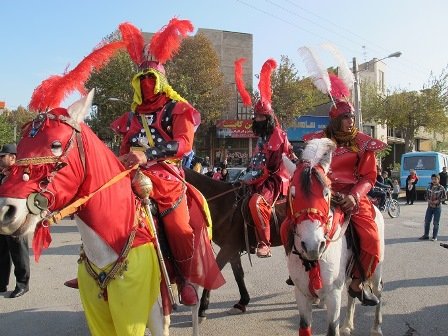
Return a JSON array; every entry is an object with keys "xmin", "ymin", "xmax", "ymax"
[
  {"xmin": 419, "ymin": 174, "xmax": 446, "ymax": 241},
  {"xmin": 392, "ymin": 179, "xmax": 400, "ymax": 200}
]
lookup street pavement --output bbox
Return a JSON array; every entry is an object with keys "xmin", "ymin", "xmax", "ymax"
[{"xmin": 1, "ymin": 199, "xmax": 448, "ymax": 335}]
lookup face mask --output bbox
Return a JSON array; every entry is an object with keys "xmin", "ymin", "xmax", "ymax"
[
  {"xmin": 140, "ymin": 77, "xmax": 157, "ymax": 102},
  {"xmin": 252, "ymin": 119, "xmax": 269, "ymax": 136}
]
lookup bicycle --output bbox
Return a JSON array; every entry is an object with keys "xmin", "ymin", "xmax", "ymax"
[{"xmin": 368, "ymin": 187, "xmax": 400, "ymax": 218}]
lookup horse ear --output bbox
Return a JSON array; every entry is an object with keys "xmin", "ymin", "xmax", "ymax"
[{"xmin": 67, "ymin": 89, "xmax": 95, "ymax": 124}]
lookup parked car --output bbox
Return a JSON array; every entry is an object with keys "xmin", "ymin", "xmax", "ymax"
[{"xmin": 225, "ymin": 167, "xmax": 247, "ymax": 183}]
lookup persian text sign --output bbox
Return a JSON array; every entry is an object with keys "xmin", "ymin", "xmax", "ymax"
[
  {"xmin": 216, "ymin": 119, "xmax": 256, "ymax": 138},
  {"xmin": 287, "ymin": 115, "xmax": 329, "ymax": 141}
]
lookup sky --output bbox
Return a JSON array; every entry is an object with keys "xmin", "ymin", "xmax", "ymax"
[{"xmin": 1, "ymin": 0, "xmax": 448, "ymax": 109}]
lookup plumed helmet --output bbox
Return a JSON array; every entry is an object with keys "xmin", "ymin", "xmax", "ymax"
[
  {"xmin": 329, "ymin": 100, "xmax": 354, "ymax": 119},
  {"xmin": 253, "ymin": 99, "xmax": 273, "ymax": 115},
  {"xmin": 138, "ymin": 60, "xmax": 165, "ymax": 75}
]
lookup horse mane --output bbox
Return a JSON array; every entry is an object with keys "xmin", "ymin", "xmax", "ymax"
[
  {"xmin": 301, "ymin": 138, "xmax": 336, "ymax": 174},
  {"xmin": 300, "ymin": 165, "xmax": 329, "ymax": 196}
]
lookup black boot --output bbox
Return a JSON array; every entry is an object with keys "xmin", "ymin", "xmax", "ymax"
[{"xmin": 348, "ymin": 286, "xmax": 379, "ymax": 306}]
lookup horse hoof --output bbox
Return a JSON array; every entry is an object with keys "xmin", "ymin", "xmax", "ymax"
[
  {"xmin": 198, "ymin": 316, "xmax": 206, "ymax": 324},
  {"xmin": 370, "ymin": 328, "xmax": 383, "ymax": 336},
  {"xmin": 227, "ymin": 303, "xmax": 246, "ymax": 315},
  {"xmin": 340, "ymin": 326, "xmax": 352, "ymax": 336}
]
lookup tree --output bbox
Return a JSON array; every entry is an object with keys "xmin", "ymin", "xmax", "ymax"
[
  {"xmin": 166, "ymin": 33, "xmax": 231, "ymax": 150},
  {"xmin": 362, "ymin": 79, "xmax": 448, "ymax": 152},
  {"xmin": 0, "ymin": 106, "xmax": 34, "ymax": 144},
  {"xmin": 271, "ymin": 55, "xmax": 328, "ymax": 127},
  {"xmin": 85, "ymin": 51, "xmax": 135, "ymax": 149},
  {"xmin": 167, "ymin": 33, "xmax": 230, "ymax": 126}
]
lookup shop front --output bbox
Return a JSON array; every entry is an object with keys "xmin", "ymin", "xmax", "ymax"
[{"xmin": 215, "ymin": 119, "xmax": 257, "ymax": 167}]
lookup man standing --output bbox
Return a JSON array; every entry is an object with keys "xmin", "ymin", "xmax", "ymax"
[
  {"xmin": 439, "ymin": 167, "xmax": 447, "ymax": 204},
  {"xmin": 0, "ymin": 144, "xmax": 30, "ymax": 298},
  {"xmin": 419, "ymin": 174, "xmax": 446, "ymax": 241}
]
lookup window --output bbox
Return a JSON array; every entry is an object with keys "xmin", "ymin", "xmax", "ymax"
[{"xmin": 403, "ymin": 156, "xmax": 436, "ymax": 170}]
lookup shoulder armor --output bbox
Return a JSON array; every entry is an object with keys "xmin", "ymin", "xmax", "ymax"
[{"xmin": 355, "ymin": 133, "xmax": 387, "ymax": 153}]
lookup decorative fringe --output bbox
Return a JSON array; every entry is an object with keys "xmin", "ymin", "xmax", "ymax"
[
  {"xmin": 29, "ymin": 41, "xmax": 125, "ymax": 112},
  {"xmin": 329, "ymin": 73, "xmax": 350, "ymax": 100},
  {"xmin": 119, "ymin": 22, "xmax": 144, "ymax": 66},
  {"xmin": 258, "ymin": 58, "xmax": 277, "ymax": 105},
  {"xmin": 298, "ymin": 46, "xmax": 331, "ymax": 96},
  {"xmin": 321, "ymin": 43, "xmax": 354, "ymax": 90},
  {"xmin": 234, "ymin": 58, "xmax": 252, "ymax": 107},
  {"xmin": 149, "ymin": 18, "xmax": 194, "ymax": 65}
]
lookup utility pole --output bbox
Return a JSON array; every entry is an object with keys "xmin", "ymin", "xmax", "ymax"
[{"xmin": 352, "ymin": 57, "xmax": 362, "ymax": 130}]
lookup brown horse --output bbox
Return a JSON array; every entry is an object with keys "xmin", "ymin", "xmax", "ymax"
[{"xmin": 184, "ymin": 168, "xmax": 286, "ymax": 318}]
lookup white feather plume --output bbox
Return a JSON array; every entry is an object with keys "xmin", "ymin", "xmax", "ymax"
[
  {"xmin": 321, "ymin": 43, "xmax": 355, "ymax": 90},
  {"xmin": 301, "ymin": 138, "xmax": 336, "ymax": 174},
  {"xmin": 298, "ymin": 46, "xmax": 331, "ymax": 95}
]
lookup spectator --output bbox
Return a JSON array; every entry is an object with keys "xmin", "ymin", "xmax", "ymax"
[
  {"xmin": 0, "ymin": 144, "xmax": 30, "ymax": 298},
  {"xmin": 212, "ymin": 167, "xmax": 223, "ymax": 180},
  {"xmin": 439, "ymin": 166, "xmax": 447, "ymax": 204},
  {"xmin": 392, "ymin": 179, "xmax": 401, "ymax": 200},
  {"xmin": 221, "ymin": 167, "xmax": 229, "ymax": 182},
  {"xmin": 419, "ymin": 174, "xmax": 446, "ymax": 241},
  {"xmin": 406, "ymin": 169, "xmax": 419, "ymax": 205},
  {"xmin": 382, "ymin": 171, "xmax": 393, "ymax": 188},
  {"xmin": 205, "ymin": 166, "xmax": 214, "ymax": 178}
]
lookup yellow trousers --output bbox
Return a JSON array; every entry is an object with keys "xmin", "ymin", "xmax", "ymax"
[{"xmin": 78, "ymin": 243, "xmax": 161, "ymax": 336}]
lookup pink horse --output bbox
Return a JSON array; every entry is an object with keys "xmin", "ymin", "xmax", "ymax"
[{"xmin": 0, "ymin": 91, "xmax": 201, "ymax": 336}]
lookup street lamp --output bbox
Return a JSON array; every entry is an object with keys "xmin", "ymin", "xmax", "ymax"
[{"xmin": 352, "ymin": 51, "xmax": 402, "ymax": 130}]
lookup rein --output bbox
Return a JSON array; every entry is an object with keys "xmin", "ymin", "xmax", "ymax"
[
  {"xmin": 19, "ymin": 112, "xmax": 138, "ymax": 226},
  {"xmin": 206, "ymin": 184, "xmax": 242, "ymax": 202},
  {"xmin": 42, "ymin": 164, "xmax": 138, "ymax": 226}
]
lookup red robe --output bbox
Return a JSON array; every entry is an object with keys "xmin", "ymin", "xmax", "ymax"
[
  {"xmin": 303, "ymin": 130, "xmax": 387, "ymax": 278},
  {"xmin": 111, "ymin": 99, "xmax": 224, "ymax": 290}
]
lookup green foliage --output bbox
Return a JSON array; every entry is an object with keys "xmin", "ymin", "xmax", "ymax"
[
  {"xmin": 362, "ymin": 76, "xmax": 448, "ymax": 153},
  {"xmin": 0, "ymin": 106, "xmax": 34, "ymax": 144},
  {"xmin": 84, "ymin": 51, "xmax": 135, "ymax": 147},
  {"xmin": 271, "ymin": 55, "xmax": 328, "ymax": 127},
  {"xmin": 167, "ymin": 33, "xmax": 230, "ymax": 126}
]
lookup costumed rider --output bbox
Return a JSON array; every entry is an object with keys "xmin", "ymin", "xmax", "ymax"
[
  {"xmin": 303, "ymin": 71, "xmax": 387, "ymax": 306},
  {"xmin": 111, "ymin": 20, "xmax": 225, "ymax": 307},
  {"xmin": 235, "ymin": 58, "xmax": 297, "ymax": 258}
]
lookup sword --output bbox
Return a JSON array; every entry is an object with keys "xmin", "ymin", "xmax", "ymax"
[{"xmin": 132, "ymin": 168, "xmax": 177, "ymax": 310}]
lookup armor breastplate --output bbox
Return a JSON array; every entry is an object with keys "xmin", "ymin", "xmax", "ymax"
[
  {"xmin": 129, "ymin": 101, "xmax": 175, "ymax": 149},
  {"xmin": 250, "ymin": 137, "xmax": 268, "ymax": 171}
]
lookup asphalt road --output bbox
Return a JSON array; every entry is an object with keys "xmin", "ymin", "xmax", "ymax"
[{"xmin": 1, "ymin": 199, "xmax": 448, "ymax": 336}]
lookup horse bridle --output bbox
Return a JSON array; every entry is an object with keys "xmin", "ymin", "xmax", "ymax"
[{"xmin": 15, "ymin": 112, "xmax": 86, "ymax": 222}]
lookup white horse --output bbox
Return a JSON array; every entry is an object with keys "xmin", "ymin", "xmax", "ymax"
[
  {"xmin": 0, "ymin": 90, "xmax": 201, "ymax": 336},
  {"xmin": 283, "ymin": 138, "xmax": 384, "ymax": 336}
]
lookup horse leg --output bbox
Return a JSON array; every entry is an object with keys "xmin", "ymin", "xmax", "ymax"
[
  {"xmin": 199, "ymin": 245, "xmax": 233, "ymax": 318},
  {"xmin": 370, "ymin": 276, "xmax": 383, "ymax": 336},
  {"xmin": 227, "ymin": 252, "xmax": 250, "ymax": 315},
  {"xmin": 147, "ymin": 300, "xmax": 166, "ymax": 336},
  {"xmin": 340, "ymin": 291, "xmax": 356, "ymax": 336},
  {"xmin": 294, "ymin": 287, "xmax": 313, "ymax": 336},
  {"xmin": 325, "ymin": 288, "xmax": 342, "ymax": 336}
]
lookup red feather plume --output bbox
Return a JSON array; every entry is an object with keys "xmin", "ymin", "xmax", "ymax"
[
  {"xmin": 29, "ymin": 41, "xmax": 125, "ymax": 112},
  {"xmin": 234, "ymin": 58, "xmax": 252, "ymax": 107},
  {"xmin": 119, "ymin": 22, "xmax": 144, "ymax": 66},
  {"xmin": 258, "ymin": 58, "xmax": 277, "ymax": 104},
  {"xmin": 149, "ymin": 18, "xmax": 194, "ymax": 64},
  {"xmin": 329, "ymin": 72, "xmax": 350, "ymax": 100}
]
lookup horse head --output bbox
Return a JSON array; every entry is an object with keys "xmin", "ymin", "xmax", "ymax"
[
  {"xmin": 287, "ymin": 138, "xmax": 336, "ymax": 260},
  {"xmin": 0, "ymin": 90, "xmax": 133, "ymax": 255}
]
